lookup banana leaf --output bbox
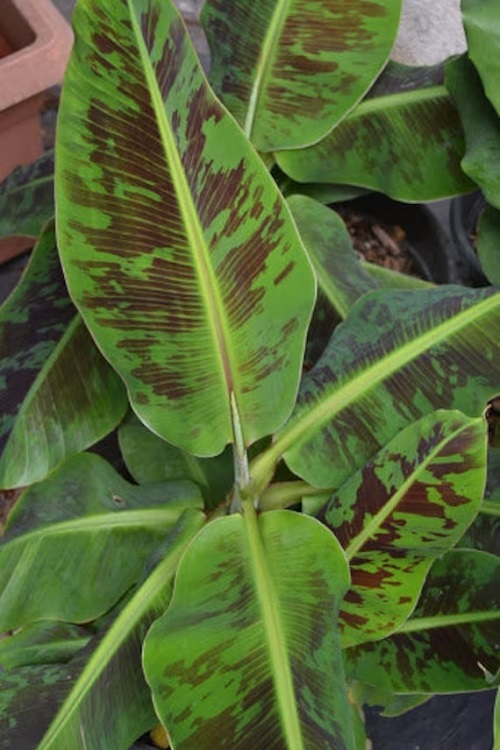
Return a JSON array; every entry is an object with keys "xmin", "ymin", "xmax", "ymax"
[
  {"xmin": 287, "ymin": 195, "xmax": 378, "ymax": 318},
  {"xmin": 345, "ymin": 549, "xmax": 500, "ymax": 694},
  {"xmin": 276, "ymin": 61, "xmax": 474, "ymax": 201},
  {"xmin": 446, "ymin": 55, "xmax": 500, "ymax": 209},
  {"xmin": 0, "ymin": 510, "xmax": 204, "ymax": 750},
  {"xmin": 250, "ymin": 285, "xmax": 500, "ymax": 493},
  {"xmin": 0, "ymin": 622, "xmax": 91, "ymax": 670},
  {"xmin": 317, "ymin": 411, "xmax": 486, "ymax": 647},
  {"xmin": 461, "ymin": 0, "xmax": 500, "ymax": 118},
  {"xmin": 55, "ymin": 0, "xmax": 316, "ymax": 459},
  {"xmin": 144, "ymin": 510, "xmax": 355, "ymax": 750},
  {"xmin": 477, "ymin": 205, "xmax": 500, "ymax": 286},
  {"xmin": 0, "ymin": 223, "xmax": 127, "ymax": 488},
  {"xmin": 202, "ymin": 0, "xmax": 402, "ymax": 152},
  {"xmin": 0, "ymin": 452, "xmax": 203, "ymax": 632},
  {"xmin": 0, "ymin": 150, "xmax": 54, "ymax": 241},
  {"xmin": 118, "ymin": 412, "xmax": 233, "ymax": 508}
]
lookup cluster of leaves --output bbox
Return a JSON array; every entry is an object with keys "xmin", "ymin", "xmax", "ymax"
[{"xmin": 0, "ymin": 0, "xmax": 499, "ymax": 748}]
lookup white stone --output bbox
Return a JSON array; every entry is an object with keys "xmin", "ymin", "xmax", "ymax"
[{"xmin": 392, "ymin": 0, "xmax": 467, "ymax": 65}]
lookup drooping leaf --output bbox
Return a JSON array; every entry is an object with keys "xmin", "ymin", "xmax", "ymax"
[
  {"xmin": 0, "ymin": 621, "xmax": 91, "ymax": 670},
  {"xmin": 287, "ymin": 195, "xmax": 378, "ymax": 319},
  {"xmin": 0, "ymin": 223, "xmax": 127, "ymax": 488},
  {"xmin": 0, "ymin": 452, "xmax": 203, "ymax": 632},
  {"xmin": 36, "ymin": 510, "xmax": 204, "ymax": 750},
  {"xmin": 477, "ymin": 205, "xmax": 500, "ymax": 286},
  {"xmin": 0, "ymin": 150, "xmax": 54, "ymax": 241},
  {"xmin": 250, "ymin": 286, "xmax": 500, "ymax": 492},
  {"xmin": 276, "ymin": 61, "xmax": 473, "ymax": 201},
  {"xmin": 345, "ymin": 549, "xmax": 500, "ymax": 694},
  {"xmin": 461, "ymin": 0, "xmax": 500, "ymax": 118},
  {"xmin": 317, "ymin": 410, "xmax": 486, "ymax": 647},
  {"xmin": 446, "ymin": 55, "xmax": 500, "ymax": 209},
  {"xmin": 118, "ymin": 412, "xmax": 233, "ymax": 508},
  {"xmin": 55, "ymin": 0, "xmax": 315, "ymax": 458},
  {"xmin": 144, "ymin": 510, "xmax": 355, "ymax": 750},
  {"xmin": 202, "ymin": 0, "xmax": 402, "ymax": 152},
  {"xmin": 0, "ymin": 511, "xmax": 203, "ymax": 750}
]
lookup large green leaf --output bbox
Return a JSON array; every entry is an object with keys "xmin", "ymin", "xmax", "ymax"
[
  {"xmin": 0, "ymin": 452, "xmax": 203, "ymax": 632},
  {"xmin": 118, "ymin": 412, "xmax": 233, "ymax": 508},
  {"xmin": 250, "ymin": 286, "xmax": 500, "ymax": 492},
  {"xmin": 0, "ymin": 511, "xmax": 204, "ymax": 750},
  {"xmin": 0, "ymin": 223, "xmax": 127, "ymax": 488},
  {"xmin": 276, "ymin": 61, "xmax": 473, "ymax": 201},
  {"xmin": 56, "ymin": 0, "xmax": 315, "ymax": 458},
  {"xmin": 202, "ymin": 0, "xmax": 402, "ymax": 152},
  {"xmin": 318, "ymin": 410, "xmax": 486, "ymax": 647},
  {"xmin": 446, "ymin": 55, "xmax": 500, "ymax": 209},
  {"xmin": 287, "ymin": 195, "xmax": 378, "ymax": 319},
  {"xmin": 144, "ymin": 510, "xmax": 355, "ymax": 749},
  {"xmin": 461, "ymin": 0, "xmax": 500, "ymax": 118},
  {"xmin": 345, "ymin": 549, "xmax": 500, "ymax": 694}
]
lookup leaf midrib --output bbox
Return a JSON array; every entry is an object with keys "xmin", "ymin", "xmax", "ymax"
[
  {"xmin": 345, "ymin": 418, "xmax": 478, "ymax": 559},
  {"xmin": 3, "ymin": 508, "xmax": 184, "ymax": 547},
  {"xmin": 244, "ymin": 505, "xmax": 305, "ymax": 750},
  {"xmin": 398, "ymin": 610, "xmax": 500, "ymax": 634},
  {"xmin": 127, "ymin": 2, "xmax": 237, "ymax": 425},
  {"xmin": 250, "ymin": 291, "xmax": 500, "ymax": 492},
  {"xmin": 244, "ymin": 0, "xmax": 291, "ymax": 140},
  {"xmin": 347, "ymin": 85, "xmax": 449, "ymax": 122}
]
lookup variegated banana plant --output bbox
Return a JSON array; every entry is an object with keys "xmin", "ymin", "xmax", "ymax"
[{"xmin": 0, "ymin": 0, "xmax": 499, "ymax": 749}]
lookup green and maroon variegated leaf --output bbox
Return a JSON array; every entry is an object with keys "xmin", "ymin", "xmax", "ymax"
[
  {"xmin": 0, "ymin": 663, "xmax": 74, "ymax": 750},
  {"xmin": 287, "ymin": 195, "xmax": 378, "ymax": 319},
  {"xmin": 144, "ymin": 511, "xmax": 355, "ymax": 750},
  {"xmin": 0, "ymin": 223, "xmax": 127, "ymax": 489},
  {"xmin": 316, "ymin": 411, "xmax": 486, "ymax": 647},
  {"xmin": 0, "ymin": 452, "xmax": 203, "ymax": 632},
  {"xmin": 250, "ymin": 286, "xmax": 500, "ymax": 493},
  {"xmin": 345, "ymin": 549, "xmax": 500, "ymax": 694},
  {"xmin": 276, "ymin": 61, "xmax": 474, "ymax": 201},
  {"xmin": 0, "ymin": 150, "xmax": 54, "ymax": 242},
  {"xmin": 446, "ymin": 55, "xmax": 500, "ymax": 209},
  {"xmin": 56, "ymin": 0, "xmax": 315, "ymax": 458},
  {"xmin": 36, "ymin": 510, "xmax": 204, "ymax": 750},
  {"xmin": 477, "ymin": 206, "xmax": 500, "ymax": 286},
  {"xmin": 201, "ymin": 0, "xmax": 402, "ymax": 152},
  {"xmin": 461, "ymin": 0, "xmax": 500, "ymax": 118},
  {"xmin": 118, "ymin": 412, "xmax": 233, "ymax": 508}
]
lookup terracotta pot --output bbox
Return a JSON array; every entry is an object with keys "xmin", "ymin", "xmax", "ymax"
[{"xmin": 0, "ymin": 0, "xmax": 73, "ymax": 180}]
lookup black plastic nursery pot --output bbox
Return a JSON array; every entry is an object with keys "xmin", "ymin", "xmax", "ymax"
[
  {"xmin": 449, "ymin": 191, "xmax": 490, "ymax": 287},
  {"xmin": 335, "ymin": 193, "xmax": 458, "ymax": 285}
]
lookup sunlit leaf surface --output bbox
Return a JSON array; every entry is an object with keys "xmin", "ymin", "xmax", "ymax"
[{"xmin": 462, "ymin": 0, "xmax": 500, "ymax": 117}]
